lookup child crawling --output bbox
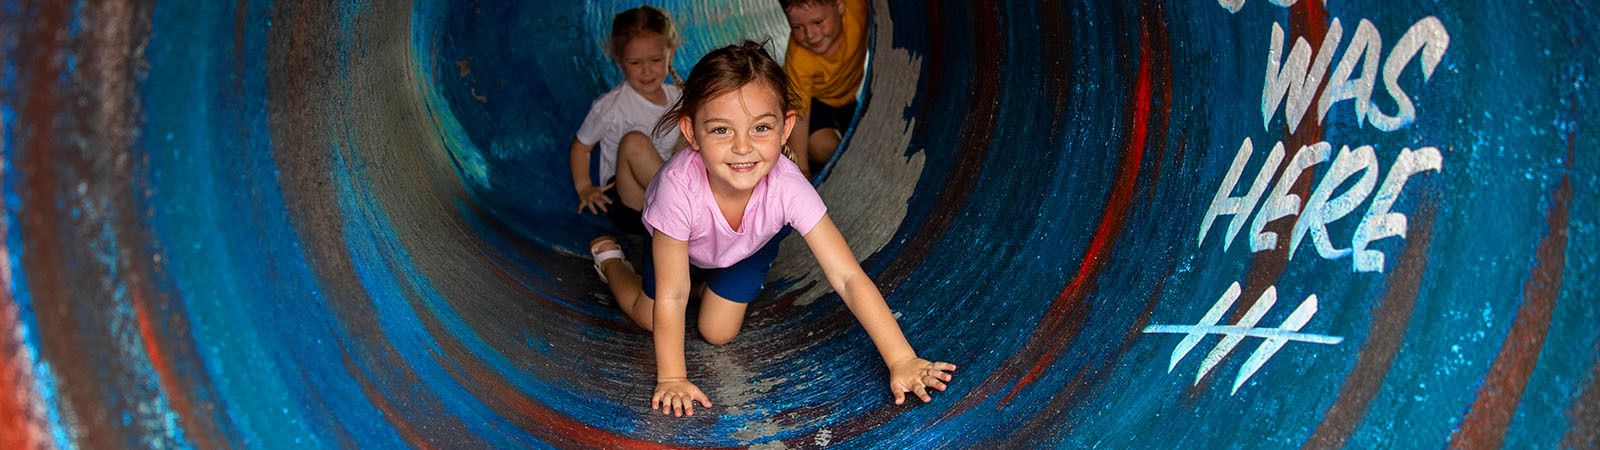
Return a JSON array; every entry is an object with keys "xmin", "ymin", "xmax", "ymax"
[{"xmin": 588, "ymin": 41, "xmax": 955, "ymax": 416}]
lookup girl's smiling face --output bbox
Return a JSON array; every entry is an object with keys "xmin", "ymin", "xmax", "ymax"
[
  {"xmin": 679, "ymin": 81, "xmax": 796, "ymax": 196},
  {"xmin": 620, "ymin": 33, "xmax": 671, "ymax": 99}
]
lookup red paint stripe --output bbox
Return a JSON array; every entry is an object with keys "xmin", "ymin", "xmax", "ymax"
[
  {"xmin": 0, "ymin": 293, "xmax": 43, "ymax": 450},
  {"xmin": 132, "ymin": 294, "xmax": 175, "ymax": 397},
  {"xmin": 132, "ymin": 289, "xmax": 206, "ymax": 442},
  {"xmin": 1000, "ymin": 19, "xmax": 1154, "ymax": 405}
]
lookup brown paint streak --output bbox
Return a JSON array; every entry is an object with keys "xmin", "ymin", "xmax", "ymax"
[
  {"xmin": 1563, "ymin": 349, "xmax": 1600, "ymax": 449},
  {"xmin": 1302, "ymin": 206, "xmax": 1435, "ymax": 449},
  {"xmin": 1557, "ymin": 114, "xmax": 1596, "ymax": 450},
  {"xmin": 1040, "ymin": 0, "xmax": 1073, "ymax": 124},
  {"xmin": 1145, "ymin": 4, "xmax": 1174, "ymax": 203},
  {"xmin": 1449, "ymin": 172, "xmax": 1570, "ymax": 448},
  {"xmin": 265, "ymin": 2, "xmax": 485, "ymax": 447},
  {"xmin": 234, "ymin": 0, "xmax": 248, "ymax": 61},
  {"xmin": 14, "ymin": 1, "xmax": 124, "ymax": 448},
  {"xmin": 0, "ymin": 14, "xmax": 43, "ymax": 442}
]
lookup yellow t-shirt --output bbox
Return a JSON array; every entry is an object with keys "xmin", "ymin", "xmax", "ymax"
[{"xmin": 783, "ymin": 0, "xmax": 868, "ymax": 117}]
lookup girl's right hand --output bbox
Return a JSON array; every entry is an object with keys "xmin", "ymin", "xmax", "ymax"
[
  {"xmin": 576, "ymin": 182, "xmax": 615, "ymax": 215},
  {"xmin": 652, "ymin": 378, "xmax": 711, "ymax": 417}
]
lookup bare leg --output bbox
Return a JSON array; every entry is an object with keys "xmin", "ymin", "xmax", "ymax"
[
  {"xmin": 594, "ymin": 237, "xmax": 655, "ymax": 330},
  {"xmin": 615, "ymin": 131, "xmax": 664, "ymax": 211},
  {"xmin": 697, "ymin": 289, "xmax": 750, "ymax": 345},
  {"xmin": 806, "ymin": 128, "xmax": 843, "ymax": 173}
]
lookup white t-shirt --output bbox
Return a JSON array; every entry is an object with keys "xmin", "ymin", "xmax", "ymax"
[{"xmin": 575, "ymin": 82, "xmax": 683, "ymax": 183}]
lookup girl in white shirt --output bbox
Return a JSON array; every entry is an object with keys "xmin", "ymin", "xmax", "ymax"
[{"xmin": 569, "ymin": 6, "xmax": 688, "ymax": 233}]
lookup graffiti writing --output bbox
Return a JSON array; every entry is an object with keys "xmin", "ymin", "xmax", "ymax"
[
  {"xmin": 1198, "ymin": 138, "xmax": 1443, "ymax": 272},
  {"xmin": 1150, "ymin": 2, "xmax": 1454, "ymax": 395},
  {"xmin": 1145, "ymin": 282, "xmax": 1343, "ymax": 394},
  {"xmin": 1197, "ymin": 12, "xmax": 1450, "ymax": 275},
  {"xmin": 1262, "ymin": 17, "xmax": 1450, "ymax": 133}
]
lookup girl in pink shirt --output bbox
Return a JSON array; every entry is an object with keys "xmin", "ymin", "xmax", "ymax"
[{"xmin": 588, "ymin": 41, "xmax": 956, "ymax": 417}]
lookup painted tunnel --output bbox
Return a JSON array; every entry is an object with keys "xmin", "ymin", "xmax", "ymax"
[{"xmin": 2, "ymin": 0, "xmax": 1597, "ymax": 448}]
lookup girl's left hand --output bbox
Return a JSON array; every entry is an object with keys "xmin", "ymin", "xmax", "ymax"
[{"xmin": 887, "ymin": 357, "xmax": 957, "ymax": 404}]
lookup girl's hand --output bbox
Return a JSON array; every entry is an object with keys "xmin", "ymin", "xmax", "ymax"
[
  {"xmin": 888, "ymin": 357, "xmax": 957, "ymax": 405},
  {"xmin": 652, "ymin": 378, "xmax": 712, "ymax": 417},
  {"xmin": 576, "ymin": 182, "xmax": 615, "ymax": 215}
]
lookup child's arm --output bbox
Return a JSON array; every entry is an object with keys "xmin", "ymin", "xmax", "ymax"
[
  {"xmin": 786, "ymin": 115, "xmax": 813, "ymax": 177},
  {"xmin": 566, "ymin": 138, "xmax": 608, "ymax": 212},
  {"xmin": 782, "ymin": 57, "xmax": 815, "ymax": 178},
  {"xmin": 569, "ymin": 139, "xmax": 613, "ymax": 214},
  {"xmin": 801, "ymin": 215, "xmax": 957, "ymax": 404},
  {"xmin": 649, "ymin": 231, "xmax": 711, "ymax": 416}
]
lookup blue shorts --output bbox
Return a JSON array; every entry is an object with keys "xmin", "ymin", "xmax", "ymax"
[{"xmin": 640, "ymin": 227, "xmax": 792, "ymax": 304}]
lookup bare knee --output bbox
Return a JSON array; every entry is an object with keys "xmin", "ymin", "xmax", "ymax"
[
  {"xmin": 698, "ymin": 317, "xmax": 741, "ymax": 345},
  {"xmin": 697, "ymin": 292, "xmax": 748, "ymax": 346},
  {"xmin": 619, "ymin": 131, "xmax": 655, "ymax": 158},
  {"xmin": 700, "ymin": 328, "xmax": 739, "ymax": 346},
  {"xmin": 807, "ymin": 129, "xmax": 840, "ymax": 165}
]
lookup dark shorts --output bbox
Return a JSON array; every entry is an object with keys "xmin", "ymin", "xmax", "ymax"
[
  {"xmin": 808, "ymin": 98, "xmax": 858, "ymax": 135},
  {"xmin": 640, "ymin": 227, "xmax": 793, "ymax": 304},
  {"xmin": 602, "ymin": 179, "xmax": 647, "ymax": 236}
]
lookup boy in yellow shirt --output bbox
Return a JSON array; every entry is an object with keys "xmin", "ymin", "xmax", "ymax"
[{"xmin": 781, "ymin": 0, "xmax": 867, "ymax": 178}]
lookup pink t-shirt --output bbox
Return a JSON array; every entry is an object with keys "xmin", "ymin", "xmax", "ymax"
[{"xmin": 642, "ymin": 150, "xmax": 827, "ymax": 269}]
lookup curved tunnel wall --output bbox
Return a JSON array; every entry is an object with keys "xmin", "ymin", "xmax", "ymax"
[{"xmin": 2, "ymin": 0, "xmax": 1597, "ymax": 448}]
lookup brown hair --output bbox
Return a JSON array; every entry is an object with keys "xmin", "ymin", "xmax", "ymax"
[
  {"xmin": 653, "ymin": 40, "xmax": 798, "ymax": 138},
  {"xmin": 608, "ymin": 6, "xmax": 681, "ymax": 82},
  {"xmin": 779, "ymin": 0, "xmax": 840, "ymax": 11}
]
